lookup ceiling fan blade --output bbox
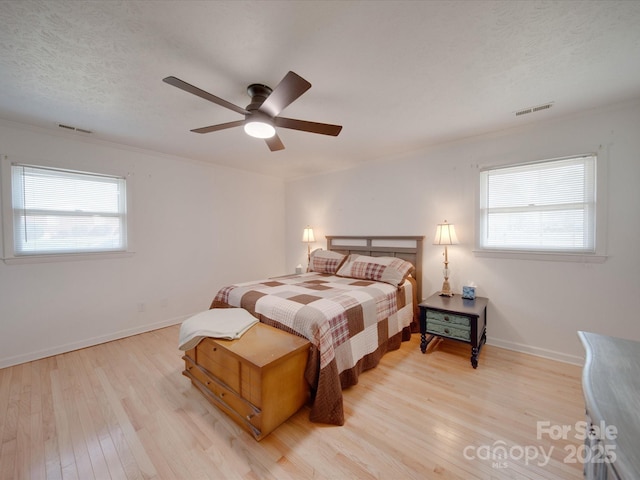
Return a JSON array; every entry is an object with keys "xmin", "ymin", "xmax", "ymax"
[
  {"xmin": 274, "ymin": 117, "xmax": 342, "ymax": 136},
  {"xmin": 191, "ymin": 120, "xmax": 244, "ymax": 134},
  {"xmin": 163, "ymin": 76, "xmax": 249, "ymax": 115},
  {"xmin": 259, "ymin": 71, "xmax": 311, "ymax": 117},
  {"xmin": 265, "ymin": 133, "xmax": 285, "ymax": 151}
]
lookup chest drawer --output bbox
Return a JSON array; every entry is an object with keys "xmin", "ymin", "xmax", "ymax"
[
  {"xmin": 426, "ymin": 319, "xmax": 471, "ymax": 342},
  {"xmin": 426, "ymin": 309, "xmax": 471, "ymax": 327},
  {"xmin": 185, "ymin": 356, "xmax": 262, "ymax": 429},
  {"xmin": 197, "ymin": 338, "xmax": 241, "ymax": 393}
]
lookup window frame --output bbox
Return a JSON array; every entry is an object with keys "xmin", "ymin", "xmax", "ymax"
[
  {"xmin": 1, "ymin": 154, "xmax": 135, "ymax": 264},
  {"xmin": 474, "ymin": 152, "xmax": 608, "ymax": 263}
]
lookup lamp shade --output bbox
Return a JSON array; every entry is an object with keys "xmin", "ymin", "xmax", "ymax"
[
  {"xmin": 433, "ymin": 221, "xmax": 459, "ymax": 245},
  {"xmin": 302, "ymin": 227, "xmax": 315, "ymax": 243}
]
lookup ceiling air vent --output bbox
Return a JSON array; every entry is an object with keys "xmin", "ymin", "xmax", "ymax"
[
  {"xmin": 514, "ymin": 102, "xmax": 553, "ymax": 117},
  {"xmin": 58, "ymin": 123, "xmax": 93, "ymax": 134}
]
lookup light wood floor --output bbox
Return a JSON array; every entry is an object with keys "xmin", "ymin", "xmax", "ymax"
[{"xmin": 0, "ymin": 325, "xmax": 585, "ymax": 480}]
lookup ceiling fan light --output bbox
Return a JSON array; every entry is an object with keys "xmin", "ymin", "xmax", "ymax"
[{"xmin": 244, "ymin": 120, "xmax": 276, "ymax": 139}]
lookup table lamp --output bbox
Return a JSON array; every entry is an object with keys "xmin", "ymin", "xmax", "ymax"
[
  {"xmin": 433, "ymin": 220, "xmax": 458, "ymax": 296},
  {"xmin": 302, "ymin": 226, "xmax": 315, "ymax": 267}
]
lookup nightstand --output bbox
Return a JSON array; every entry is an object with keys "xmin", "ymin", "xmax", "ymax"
[{"xmin": 419, "ymin": 293, "xmax": 488, "ymax": 368}]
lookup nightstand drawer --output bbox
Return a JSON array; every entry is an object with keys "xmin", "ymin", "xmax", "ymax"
[
  {"xmin": 426, "ymin": 320, "xmax": 471, "ymax": 342},
  {"xmin": 426, "ymin": 310, "xmax": 471, "ymax": 328}
]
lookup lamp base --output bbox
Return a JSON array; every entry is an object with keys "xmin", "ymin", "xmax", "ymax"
[{"xmin": 439, "ymin": 279, "xmax": 454, "ymax": 297}]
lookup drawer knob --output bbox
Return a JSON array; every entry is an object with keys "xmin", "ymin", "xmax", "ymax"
[
  {"xmin": 212, "ymin": 347, "xmax": 217, "ymax": 352},
  {"xmin": 220, "ymin": 392, "xmax": 225, "ymax": 398},
  {"xmin": 246, "ymin": 413, "xmax": 254, "ymax": 420},
  {"xmin": 444, "ymin": 328, "xmax": 450, "ymax": 334},
  {"xmin": 444, "ymin": 316, "xmax": 450, "ymax": 322}
]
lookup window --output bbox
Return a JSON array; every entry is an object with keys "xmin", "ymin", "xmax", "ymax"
[
  {"xmin": 478, "ymin": 155, "xmax": 597, "ymax": 254},
  {"xmin": 4, "ymin": 162, "xmax": 128, "ymax": 258}
]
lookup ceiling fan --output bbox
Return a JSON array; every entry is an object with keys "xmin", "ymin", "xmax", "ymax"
[{"xmin": 163, "ymin": 71, "xmax": 342, "ymax": 152}]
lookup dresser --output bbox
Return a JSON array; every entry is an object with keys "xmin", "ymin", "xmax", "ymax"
[
  {"xmin": 579, "ymin": 331, "xmax": 640, "ymax": 479},
  {"xmin": 419, "ymin": 293, "xmax": 488, "ymax": 368},
  {"xmin": 183, "ymin": 322, "xmax": 310, "ymax": 440}
]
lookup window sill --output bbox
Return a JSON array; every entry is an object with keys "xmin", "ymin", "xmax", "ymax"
[
  {"xmin": 472, "ymin": 249, "xmax": 607, "ymax": 263},
  {"xmin": 2, "ymin": 251, "xmax": 135, "ymax": 265}
]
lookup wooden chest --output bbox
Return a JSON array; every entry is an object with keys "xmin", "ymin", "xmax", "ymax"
[{"xmin": 182, "ymin": 322, "xmax": 310, "ymax": 440}]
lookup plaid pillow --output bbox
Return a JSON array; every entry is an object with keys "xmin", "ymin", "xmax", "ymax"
[
  {"xmin": 336, "ymin": 254, "xmax": 414, "ymax": 287},
  {"xmin": 309, "ymin": 249, "xmax": 347, "ymax": 274}
]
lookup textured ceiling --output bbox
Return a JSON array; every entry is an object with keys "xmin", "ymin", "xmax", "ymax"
[{"xmin": 1, "ymin": 0, "xmax": 639, "ymax": 180}]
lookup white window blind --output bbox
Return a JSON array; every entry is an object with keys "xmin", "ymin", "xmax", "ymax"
[
  {"xmin": 479, "ymin": 155, "xmax": 596, "ymax": 253},
  {"xmin": 11, "ymin": 164, "xmax": 127, "ymax": 255}
]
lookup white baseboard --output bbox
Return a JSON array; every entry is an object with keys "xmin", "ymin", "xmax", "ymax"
[
  {"xmin": 487, "ymin": 337, "xmax": 584, "ymax": 366},
  {"xmin": 1, "ymin": 318, "xmax": 585, "ymax": 370},
  {"xmin": 0, "ymin": 314, "xmax": 191, "ymax": 369}
]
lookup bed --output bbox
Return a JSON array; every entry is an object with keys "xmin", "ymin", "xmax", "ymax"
[{"xmin": 206, "ymin": 235, "xmax": 423, "ymax": 425}]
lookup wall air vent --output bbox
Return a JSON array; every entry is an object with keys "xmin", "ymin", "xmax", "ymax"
[
  {"xmin": 532, "ymin": 104, "xmax": 552, "ymax": 113},
  {"xmin": 514, "ymin": 102, "xmax": 554, "ymax": 117},
  {"xmin": 58, "ymin": 123, "xmax": 93, "ymax": 134}
]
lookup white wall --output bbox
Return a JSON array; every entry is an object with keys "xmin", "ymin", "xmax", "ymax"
[
  {"xmin": 3, "ymin": 100, "xmax": 638, "ymax": 368},
  {"xmin": 285, "ymin": 100, "xmax": 640, "ymax": 363},
  {"xmin": 0, "ymin": 122, "xmax": 285, "ymax": 368}
]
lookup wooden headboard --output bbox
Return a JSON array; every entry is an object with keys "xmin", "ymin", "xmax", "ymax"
[{"xmin": 326, "ymin": 235, "xmax": 424, "ymax": 302}]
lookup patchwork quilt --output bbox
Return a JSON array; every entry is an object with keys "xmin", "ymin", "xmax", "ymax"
[{"xmin": 211, "ymin": 272, "xmax": 415, "ymax": 425}]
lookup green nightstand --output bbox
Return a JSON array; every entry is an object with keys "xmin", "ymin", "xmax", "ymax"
[{"xmin": 419, "ymin": 293, "xmax": 488, "ymax": 368}]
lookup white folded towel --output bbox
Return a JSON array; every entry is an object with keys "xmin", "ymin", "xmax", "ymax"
[{"xmin": 178, "ymin": 308, "xmax": 259, "ymax": 350}]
